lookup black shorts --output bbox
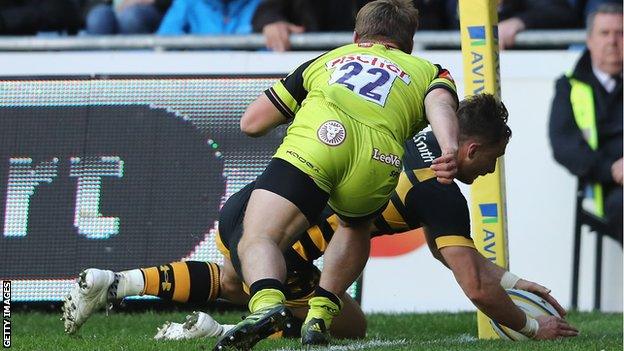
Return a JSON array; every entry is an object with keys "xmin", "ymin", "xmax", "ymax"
[
  {"xmin": 254, "ymin": 157, "xmax": 329, "ymax": 225},
  {"xmin": 217, "ymin": 181, "xmax": 321, "ymax": 303}
]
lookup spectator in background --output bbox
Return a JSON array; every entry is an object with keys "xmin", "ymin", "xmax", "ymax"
[
  {"xmin": 496, "ymin": 0, "xmax": 579, "ymax": 49},
  {"xmin": 84, "ymin": 0, "xmax": 171, "ymax": 35},
  {"xmin": 251, "ymin": 0, "xmax": 364, "ymax": 51},
  {"xmin": 157, "ymin": 0, "xmax": 261, "ymax": 35},
  {"xmin": 548, "ymin": 3, "xmax": 622, "ymax": 244},
  {"xmin": 251, "ymin": 0, "xmax": 454, "ymax": 52},
  {"xmin": 0, "ymin": 0, "xmax": 81, "ymax": 35}
]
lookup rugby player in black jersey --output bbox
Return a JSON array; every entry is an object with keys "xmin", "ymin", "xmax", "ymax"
[{"xmin": 62, "ymin": 94, "xmax": 578, "ymax": 344}]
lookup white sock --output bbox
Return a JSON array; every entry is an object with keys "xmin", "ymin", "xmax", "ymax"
[{"xmin": 115, "ymin": 269, "xmax": 145, "ymax": 298}]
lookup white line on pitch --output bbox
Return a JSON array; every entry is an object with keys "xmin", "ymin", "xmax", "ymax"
[{"xmin": 275, "ymin": 338, "xmax": 409, "ymax": 351}]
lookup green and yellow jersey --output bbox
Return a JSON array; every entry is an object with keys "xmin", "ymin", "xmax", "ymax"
[
  {"xmin": 216, "ymin": 131, "xmax": 474, "ymax": 304},
  {"xmin": 266, "ymin": 43, "xmax": 458, "ymax": 217},
  {"xmin": 267, "ymin": 43, "xmax": 457, "ymax": 142}
]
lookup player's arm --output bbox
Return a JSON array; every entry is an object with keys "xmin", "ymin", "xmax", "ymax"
[
  {"xmin": 438, "ymin": 245, "xmax": 578, "ymax": 339},
  {"xmin": 240, "ymin": 94, "xmax": 288, "ymax": 137},
  {"xmin": 409, "ymin": 180, "xmax": 577, "ymax": 339},
  {"xmin": 240, "ymin": 57, "xmax": 315, "ymax": 137},
  {"xmin": 423, "ymin": 67, "xmax": 459, "ymax": 184}
]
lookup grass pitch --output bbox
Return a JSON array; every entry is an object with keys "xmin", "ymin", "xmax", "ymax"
[{"xmin": 10, "ymin": 310, "xmax": 622, "ymax": 350}]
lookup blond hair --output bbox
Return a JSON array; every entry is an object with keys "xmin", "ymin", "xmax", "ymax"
[{"xmin": 354, "ymin": 0, "xmax": 419, "ymax": 53}]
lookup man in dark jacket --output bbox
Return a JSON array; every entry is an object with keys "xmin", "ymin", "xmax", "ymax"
[
  {"xmin": 251, "ymin": 0, "xmax": 452, "ymax": 52},
  {"xmin": 548, "ymin": 3, "xmax": 622, "ymax": 244},
  {"xmin": 0, "ymin": 0, "xmax": 81, "ymax": 34}
]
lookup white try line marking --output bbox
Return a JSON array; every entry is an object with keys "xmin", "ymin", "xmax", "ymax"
[
  {"xmin": 421, "ymin": 333, "xmax": 478, "ymax": 345},
  {"xmin": 275, "ymin": 338, "xmax": 409, "ymax": 351}
]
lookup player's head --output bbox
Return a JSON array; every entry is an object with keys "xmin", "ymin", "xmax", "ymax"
[
  {"xmin": 354, "ymin": 0, "xmax": 419, "ymax": 54},
  {"xmin": 586, "ymin": 3, "xmax": 622, "ymax": 75},
  {"xmin": 456, "ymin": 94, "xmax": 511, "ymax": 184}
]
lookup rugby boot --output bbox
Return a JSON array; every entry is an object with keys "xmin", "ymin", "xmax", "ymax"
[
  {"xmin": 212, "ymin": 304, "xmax": 292, "ymax": 350},
  {"xmin": 300, "ymin": 317, "xmax": 330, "ymax": 347},
  {"xmin": 62, "ymin": 268, "xmax": 116, "ymax": 334}
]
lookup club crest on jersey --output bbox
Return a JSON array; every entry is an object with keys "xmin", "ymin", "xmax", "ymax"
[{"xmin": 317, "ymin": 120, "xmax": 346, "ymax": 146}]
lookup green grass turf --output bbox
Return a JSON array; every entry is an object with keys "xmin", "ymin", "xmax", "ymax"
[{"xmin": 9, "ymin": 310, "xmax": 622, "ymax": 350}]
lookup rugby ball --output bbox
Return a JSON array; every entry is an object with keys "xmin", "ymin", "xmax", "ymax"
[{"xmin": 490, "ymin": 289, "xmax": 560, "ymax": 341}]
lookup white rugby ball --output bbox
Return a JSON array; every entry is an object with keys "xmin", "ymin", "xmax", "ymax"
[{"xmin": 490, "ymin": 289, "xmax": 561, "ymax": 341}]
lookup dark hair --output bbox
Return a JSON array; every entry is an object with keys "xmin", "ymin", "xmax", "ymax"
[
  {"xmin": 587, "ymin": 3, "xmax": 623, "ymax": 33},
  {"xmin": 355, "ymin": 0, "xmax": 419, "ymax": 53},
  {"xmin": 458, "ymin": 93, "xmax": 511, "ymax": 145}
]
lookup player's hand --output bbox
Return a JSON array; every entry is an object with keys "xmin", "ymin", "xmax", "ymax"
[
  {"xmin": 431, "ymin": 152, "xmax": 457, "ymax": 184},
  {"xmin": 514, "ymin": 279, "xmax": 567, "ymax": 317},
  {"xmin": 262, "ymin": 21, "xmax": 305, "ymax": 52},
  {"xmin": 533, "ymin": 315, "xmax": 579, "ymax": 340}
]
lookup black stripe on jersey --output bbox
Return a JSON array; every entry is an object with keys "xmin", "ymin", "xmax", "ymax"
[
  {"xmin": 318, "ymin": 220, "xmax": 334, "ymax": 244},
  {"xmin": 374, "ymin": 216, "xmax": 393, "ymax": 233},
  {"xmin": 405, "ymin": 169, "xmax": 420, "ymax": 186},
  {"xmin": 390, "ymin": 192, "xmax": 410, "ymax": 225},
  {"xmin": 158, "ymin": 264, "xmax": 175, "ymax": 301},
  {"xmin": 425, "ymin": 84, "xmax": 459, "ymax": 106},
  {"xmin": 264, "ymin": 88, "xmax": 295, "ymax": 119},
  {"xmin": 282, "ymin": 56, "xmax": 318, "ymax": 104},
  {"xmin": 299, "ymin": 233, "xmax": 322, "ymax": 261},
  {"xmin": 186, "ymin": 261, "xmax": 211, "ymax": 303}
]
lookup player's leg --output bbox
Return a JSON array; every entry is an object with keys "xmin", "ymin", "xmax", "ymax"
[
  {"xmin": 291, "ymin": 293, "xmax": 366, "ymax": 339},
  {"xmin": 219, "ymin": 256, "xmax": 250, "ymax": 305},
  {"xmin": 154, "ymin": 258, "xmax": 246, "ymax": 340},
  {"xmin": 301, "ymin": 123, "xmax": 402, "ymax": 346},
  {"xmin": 329, "ymin": 294, "xmax": 367, "ymax": 339},
  {"xmin": 216, "ymin": 158, "xmax": 329, "ymax": 350},
  {"xmin": 300, "ymin": 218, "xmax": 374, "ymax": 345},
  {"xmin": 62, "ymin": 260, "xmax": 224, "ymax": 334},
  {"xmin": 160, "ymin": 266, "xmax": 366, "ymax": 341}
]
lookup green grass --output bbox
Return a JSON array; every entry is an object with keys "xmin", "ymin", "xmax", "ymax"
[{"xmin": 9, "ymin": 310, "xmax": 623, "ymax": 350}]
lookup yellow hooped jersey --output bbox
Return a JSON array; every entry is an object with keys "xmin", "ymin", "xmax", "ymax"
[{"xmin": 266, "ymin": 43, "xmax": 457, "ymax": 143}]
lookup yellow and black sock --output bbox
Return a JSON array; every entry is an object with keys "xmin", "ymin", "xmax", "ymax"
[{"xmin": 140, "ymin": 261, "xmax": 220, "ymax": 303}]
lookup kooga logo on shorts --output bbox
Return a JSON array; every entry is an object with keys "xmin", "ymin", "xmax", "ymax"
[{"xmin": 285, "ymin": 150, "xmax": 320, "ymax": 173}]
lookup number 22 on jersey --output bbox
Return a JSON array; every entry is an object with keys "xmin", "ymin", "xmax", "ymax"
[{"xmin": 326, "ymin": 54, "xmax": 411, "ymax": 107}]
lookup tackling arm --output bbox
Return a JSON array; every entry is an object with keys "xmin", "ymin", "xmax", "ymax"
[
  {"xmin": 241, "ymin": 56, "xmax": 315, "ymax": 137},
  {"xmin": 240, "ymin": 94, "xmax": 290, "ymax": 137},
  {"xmin": 424, "ymin": 88, "xmax": 459, "ymax": 184}
]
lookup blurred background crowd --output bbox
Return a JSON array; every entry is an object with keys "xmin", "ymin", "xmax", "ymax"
[{"xmin": 0, "ymin": 0, "xmax": 620, "ymax": 50}]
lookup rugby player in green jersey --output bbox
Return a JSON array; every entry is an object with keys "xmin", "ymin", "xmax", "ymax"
[
  {"xmin": 222, "ymin": 1, "xmax": 461, "ymax": 348},
  {"xmin": 62, "ymin": 95, "xmax": 577, "ymax": 345}
]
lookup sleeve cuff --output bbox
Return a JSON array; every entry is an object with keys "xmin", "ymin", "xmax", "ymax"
[
  {"xmin": 435, "ymin": 235, "xmax": 476, "ymax": 249},
  {"xmin": 425, "ymin": 83, "xmax": 459, "ymax": 106}
]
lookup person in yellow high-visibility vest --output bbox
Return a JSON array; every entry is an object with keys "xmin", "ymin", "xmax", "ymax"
[{"xmin": 548, "ymin": 3, "xmax": 622, "ymax": 244}]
